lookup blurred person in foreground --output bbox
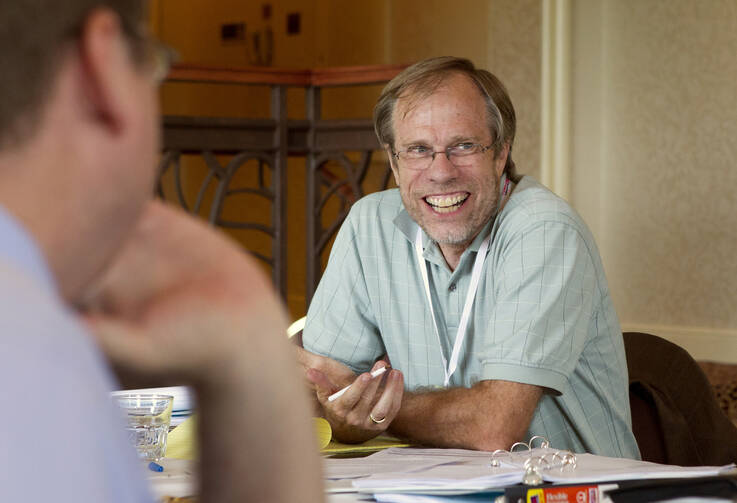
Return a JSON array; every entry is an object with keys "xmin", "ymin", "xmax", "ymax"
[
  {"xmin": 299, "ymin": 57, "xmax": 639, "ymax": 459},
  {"xmin": 0, "ymin": 1, "xmax": 322, "ymax": 501}
]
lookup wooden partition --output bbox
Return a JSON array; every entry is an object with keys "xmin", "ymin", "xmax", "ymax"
[{"xmin": 158, "ymin": 64, "xmax": 404, "ymax": 309}]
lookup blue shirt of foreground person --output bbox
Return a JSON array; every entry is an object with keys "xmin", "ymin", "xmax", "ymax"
[
  {"xmin": 300, "ymin": 57, "xmax": 640, "ymax": 459},
  {"xmin": 0, "ymin": 1, "xmax": 323, "ymax": 502}
]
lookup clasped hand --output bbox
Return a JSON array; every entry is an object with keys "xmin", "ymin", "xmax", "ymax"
[
  {"xmin": 297, "ymin": 348, "xmax": 404, "ymax": 443},
  {"xmin": 79, "ymin": 201, "xmax": 292, "ymax": 387}
]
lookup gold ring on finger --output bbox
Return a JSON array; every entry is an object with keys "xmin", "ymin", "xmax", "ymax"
[{"xmin": 369, "ymin": 413, "xmax": 386, "ymax": 424}]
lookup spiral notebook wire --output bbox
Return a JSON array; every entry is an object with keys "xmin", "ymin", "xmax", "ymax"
[{"xmin": 489, "ymin": 436, "xmax": 577, "ymax": 485}]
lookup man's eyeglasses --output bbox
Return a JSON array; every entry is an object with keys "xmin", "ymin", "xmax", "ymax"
[
  {"xmin": 120, "ymin": 19, "xmax": 178, "ymax": 84},
  {"xmin": 392, "ymin": 143, "xmax": 492, "ymax": 170},
  {"xmin": 146, "ymin": 39, "xmax": 178, "ymax": 84}
]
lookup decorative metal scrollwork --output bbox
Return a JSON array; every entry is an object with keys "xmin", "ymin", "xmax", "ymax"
[{"xmin": 157, "ymin": 148, "xmax": 281, "ymax": 273}]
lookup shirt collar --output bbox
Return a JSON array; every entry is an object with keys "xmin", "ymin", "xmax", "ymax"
[{"xmin": 0, "ymin": 204, "xmax": 58, "ymax": 293}]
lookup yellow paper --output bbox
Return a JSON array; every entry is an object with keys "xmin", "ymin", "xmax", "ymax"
[
  {"xmin": 313, "ymin": 417, "xmax": 332, "ymax": 449},
  {"xmin": 166, "ymin": 416, "xmax": 198, "ymax": 460},
  {"xmin": 164, "ymin": 415, "xmax": 333, "ymax": 460},
  {"xmin": 322, "ymin": 434, "xmax": 411, "ymax": 455}
]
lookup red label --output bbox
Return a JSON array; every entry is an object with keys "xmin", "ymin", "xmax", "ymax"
[{"xmin": 526, "ymin": 486, "xmax": 599, "ymax": 503}]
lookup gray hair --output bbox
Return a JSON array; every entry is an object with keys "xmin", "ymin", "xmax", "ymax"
[{"xmin": 373, "ymin": 56, "xmax": 518, "ymax": 179}]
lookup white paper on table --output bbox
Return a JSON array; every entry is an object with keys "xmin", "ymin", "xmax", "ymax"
[
  {"xmin": 340, "ymin": 448, "xmax": 523, "ymax": 493},
  {"xmin": 353, "ymin": 465, "xmax": 522, "ymax": 494},
  {"xmin": 325, "ymin": 479, "xmax": 365, "ymax": 494},
  {"xmin": 323, "ymin": 447, "xmax": 476, "ymax": 480},
  {"xmin": 334, "ymin": 447, "xmax": 735, "ymax": 496},
  {"xmin": 542, "ymin": 453, "xmax": 735, "ymax": 483}
]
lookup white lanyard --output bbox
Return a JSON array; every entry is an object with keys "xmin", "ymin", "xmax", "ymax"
[{"xmin": 415, "ymin": 228, "xmax": 489, "ymax": 387}]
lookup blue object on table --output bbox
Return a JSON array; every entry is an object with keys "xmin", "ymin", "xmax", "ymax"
[{"xmin": 148, "ymin": 461, "xmax": 164, "ymax": 472}]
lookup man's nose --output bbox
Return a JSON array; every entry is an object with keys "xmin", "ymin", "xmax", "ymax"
[{"xmin": 426, "ymin": 151, "xmax": 458, "ymax": 182}]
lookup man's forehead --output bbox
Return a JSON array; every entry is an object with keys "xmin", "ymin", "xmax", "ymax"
[
  {"xmin": 392, "ymin": 73, "xmax": 488, "ymax": 134},
  {"xmin": 394, "ymin": 74, "xmax": 484, "ymax": 117}
]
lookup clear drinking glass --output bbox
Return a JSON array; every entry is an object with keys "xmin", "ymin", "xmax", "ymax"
[{"xmin": 112, "ymin": 393, "xmax": 174, "ymax": 461}]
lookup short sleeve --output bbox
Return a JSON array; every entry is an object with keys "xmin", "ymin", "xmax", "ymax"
[
  {"xmin": 303, "ymin": 209, "xmax": 385, "ymax": 374},
  {"xmin": 479, "ymin": 220, "xmax": 600, "ymax": 393}
]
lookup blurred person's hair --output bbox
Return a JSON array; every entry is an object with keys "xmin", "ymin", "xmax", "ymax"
[
  {"xmin": 0, "ymin": 0, "xmax": 146, "ymax": 148},
  {"xmin": 374, "ymin": 56, "xmax": 518, "ymax": 180}
]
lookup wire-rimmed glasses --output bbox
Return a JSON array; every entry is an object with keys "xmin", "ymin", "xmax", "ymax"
[
  {"xmin": 120, "ymin": 19, "xmax": 179, "ymax": 84},
  {"xmin": 392, "ymin": 142, "xmax": 492, "ymax": 170}
]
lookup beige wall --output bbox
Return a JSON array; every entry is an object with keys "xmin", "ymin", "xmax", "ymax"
[{"xmin": 571, "ymin": 0, "xmax": 737, "ymax": 362}]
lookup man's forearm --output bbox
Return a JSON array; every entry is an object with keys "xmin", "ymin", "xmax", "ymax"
[{"xmin": 388, "ymin": 380, "xmax": 542, "ymax": 451}]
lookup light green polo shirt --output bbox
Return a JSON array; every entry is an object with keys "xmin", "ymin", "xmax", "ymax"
[{"xmin": 304, "ymin": 176, "xmax": 640, "ymax": 459}]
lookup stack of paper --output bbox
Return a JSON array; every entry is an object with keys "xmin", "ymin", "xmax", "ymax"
[
  {"xmin": 333, "ymin": 448, "xmax": 523, "ymax": 494},
  {"xmin": 323, "ymin": 447, "xmax": 735, "ymax": 498},
  {"xmin": 543, "ymin": 452, "xmax": 732, "ymax": 483}
]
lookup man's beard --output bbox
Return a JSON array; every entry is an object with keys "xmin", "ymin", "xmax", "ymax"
[{"xmin": 409, "ymin": 179, "xmax": 501, "ymax": 248}]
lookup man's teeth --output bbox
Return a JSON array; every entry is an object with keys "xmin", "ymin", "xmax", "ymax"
[{"xmin": 425, "ymin": 194, "xmax": 469, "ymax": 213}]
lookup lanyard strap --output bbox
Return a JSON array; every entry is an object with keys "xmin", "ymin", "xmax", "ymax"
[
  {"xmin": 415, "ymin": 228, "xmax": 489, "ymax": 387},
  {"xmin": 414, "ymin": 175, "xmax": 510, "ymax": 387}
]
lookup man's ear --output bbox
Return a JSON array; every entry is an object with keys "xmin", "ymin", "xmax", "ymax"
[
  {"xmin": 77, "ymin": 8, "xmax": 134, "ymax": 135},
  {"xmin": 386, "ymin": 145, "xmax": 400, "ymax": 186},
  {"xmin": 495, "ymin": 143, "xmax": 510, "ymax": 177}
]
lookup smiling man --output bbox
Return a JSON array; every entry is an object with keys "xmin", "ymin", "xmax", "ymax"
[{"xmin": 300, "ymin": 57, "xmax": 640, "ymax": 459}]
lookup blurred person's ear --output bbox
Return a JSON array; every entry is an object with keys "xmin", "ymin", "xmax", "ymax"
[{"xmin": 77, "ymin": 8, "xmax": 137, "ymax": 136}]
